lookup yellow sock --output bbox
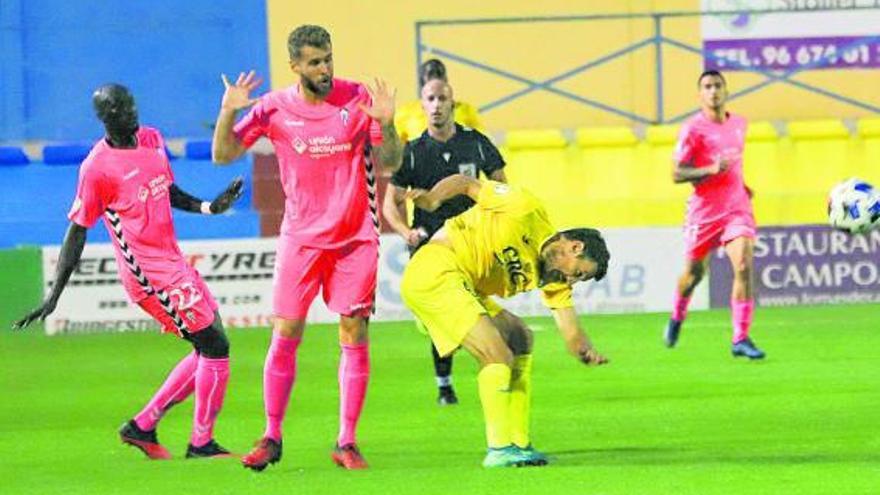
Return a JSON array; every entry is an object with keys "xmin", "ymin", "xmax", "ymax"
[
  {"xmin": 510, "ymin": 354, "xmax": 532, "ymax": 448},
  {"xmin": 477, "ymin": 363, "xmax": 512, "ymax": 448}
]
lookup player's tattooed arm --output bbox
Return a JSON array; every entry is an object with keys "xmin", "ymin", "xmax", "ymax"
[
  {"xmin": 407, "ymin": 174, "xmax": 482, "ymax": 212},
  {"xmin": 374, "ymin": 122, "xmax": 403, "ymax": 172},
  {"xmin": 672, "ymin": 158, "xmax": 728, "ymax": 184},
  {"xmin": 169, "ymin": 177, "xmax": 244, "ymax": 215},
  {"xmin": 360, "ymin": 78, "xmax": 403, "ymax": 172},
  {"xmin": 13, "ymin": 223, "xmax": 87, "ymax": 329},
  {"xmin": 551, "ymin": 306, "xmax": 609, "ymax": 366}
]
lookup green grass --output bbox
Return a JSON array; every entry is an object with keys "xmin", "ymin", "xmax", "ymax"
[{"xmin": 2, "ymin": 304, "xmax": 879, "ymax": 494}]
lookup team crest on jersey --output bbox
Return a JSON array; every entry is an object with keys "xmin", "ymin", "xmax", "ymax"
[
  {"xmin": 293, "ymin": 136, "xmax": 307, "ymax": 154},
  {"xmin": 458, "ymin": 163, "xmax": 476, "ymax": 177},
  {"xmin": 340, "ymin": 108, "xmax": 350, "ymax": 126},
  {"xmin": 137, "ymin": 186, "xmax": 149, "ymax": 202}
]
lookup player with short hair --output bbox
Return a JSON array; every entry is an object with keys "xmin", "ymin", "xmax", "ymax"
[
  {"xmin": 400, "ymin": 175, "xmax": 610, "ymax": 467},
  {"xmin": 394, "ymin": 58, "xmax": 483, "ymax": 143},
  {"xmin": 14, "ymin": 84, "xmax": 244, "ymax": 459},
  {"xmin": 384, "ymin": 78, "xmax": 506, "ymax": 406},
  {"xmin": 212, "ymin": 24, "xmax": 403, "ymax": 471},
  {"xmin": 663, "ymin": 70, "xmax": 765, "ymax": 359}
]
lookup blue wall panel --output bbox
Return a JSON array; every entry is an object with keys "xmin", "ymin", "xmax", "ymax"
[
  {"xmin": 0, "ymin": 156, "xmax": 258, "ymax": 248},
  {"xmin": 1, "ymin": 0, "xmax": 268, "ymax": 141}
]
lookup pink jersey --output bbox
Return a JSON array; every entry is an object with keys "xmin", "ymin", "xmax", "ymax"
[
  {"xmin": 234, "ymin": 78, "xmax": 383, "ymax": 248},
  {"xmin": 68, "ymin": 127, "xmax": 187, "ymax": 302},
  {"xmin": 673, "ymin": 111, "xmax": 753, "ymax": 224}
]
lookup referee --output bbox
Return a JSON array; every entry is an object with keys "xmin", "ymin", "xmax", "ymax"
[{"xmin": 383, "ymin": 77, "xmax": 507, "ymax": 405}]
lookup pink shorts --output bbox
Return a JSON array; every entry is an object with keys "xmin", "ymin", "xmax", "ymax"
[
  {"xmin": 684, "ymin": 212, "xmax": 756, "ymax": 261},
  {"xmin": 273, "ymin": 239, "xmax": 378, "ymax": 319},
  {"xmin": 138, "ymin": 269, "xmax": 219, "ymax": 336}
]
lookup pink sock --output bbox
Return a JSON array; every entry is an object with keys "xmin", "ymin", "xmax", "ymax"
[
  {"xmin": 190, "ymin": 356, "xmax": 230, "ymax": 447},
  {"xmin": 671, "ymin": 293, "xmax": 692, "ymax": 322},
  {"xmin": 731, "ymin": 298, "xmax": 755, "ymax": 344},
  {"xmin": 134, "ymin": 351, "xmax": 197, "ymax": 431},
  {"xmin": 337, "ymin": 342, "xmax": 370, "ymax": 447},
  {"xmin": 263, "ymin": 334, "xmax": 302, "ymax": 441}
]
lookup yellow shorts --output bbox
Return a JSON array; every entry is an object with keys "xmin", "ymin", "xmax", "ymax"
[{"xmin": 401, "ymin": 243, "xmax": 501, "ymax": 357}]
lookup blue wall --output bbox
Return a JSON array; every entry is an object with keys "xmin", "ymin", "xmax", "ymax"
[
  {"xmin": 0, "ymin": 0, "xmax": 269, "ymax": 141},
  {"xmin": 0, "ymin": 157, "xmax": 259, "ymax": 248}
]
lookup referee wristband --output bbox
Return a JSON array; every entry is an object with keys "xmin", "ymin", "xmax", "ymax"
[{"xmin": 200, "ymin": 201, "xmax": 213, "ymax": 215}]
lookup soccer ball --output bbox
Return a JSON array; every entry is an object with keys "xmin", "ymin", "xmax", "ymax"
[{"xmin": 827, "ymin": 178, "xmax": 880, "ymax": 234}]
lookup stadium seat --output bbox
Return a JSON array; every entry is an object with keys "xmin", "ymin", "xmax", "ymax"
[
  {"xmin": 742, "ymin": 121, "xmax": 782, "ymax": 225},
  {"xmin": 777, "ymin": 119, "xmax": 855, "ymax": 224},
  {"xmin": 644, "ymin": 124, "xmax": 679, "ymax": 145},
  {"xmin": 42, "ymin": 144, "xmax": 92, "ymax": 165},
  {"xmin": 856, "ymin": 118, "xmax": 880, "ymax": 138},
  {"xmin": 639, "ymin": 124, "xmax": 689, "ymax": 225},
  {"xmin": 745, "ymin": 121, "xmax": 778, "ymax": 142},
  {"xmin": 0, "ymin": 147, "xmax": 30, "ymax": 166},
  {"xmin": 575, "ymin": 126, "xmax": 637, "ymax": 148},
  {"xmin": 856, "ymin": 118, "xmax": 880, "ymax": 186},
  {"xmin": 787, "ymin": 119, "xmax": 849, "ymax": 140},
  {"xmin": 184, "ymin": 140, "xmax": 213, "ymax": 160},
  {"xmin": 574, "ymin": 126, "xmax": 639, "ymax": 225},
  {"xmin": 504, "ymin": 129, "xmax": 567, "ymax": 150}
]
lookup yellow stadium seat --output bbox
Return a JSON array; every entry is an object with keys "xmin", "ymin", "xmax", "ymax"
[
  {"xmin": 746, "ymin": 121, "xmax": 778, "ymax": 142},
  {"xmin": 575, "ymin": 126, "xmax": 637, "ymax": 148},
  {"xmin": 644, "ymin": 124, "xmax": 679, "ymax": 145},
  {"xmin": 856, "ymin": 118, "xmax": 880, "ymax": 138},
  {"xmin": 504, "ymin": 128, "xmax": 567, "ymax": 150},
  {"xmin": 498, "ymin": 118, "xmax": 880, "ymax": 229},
  {"xmin": 743, "ymin": 122, "xmax": 782, "ymax": 208},
  {"xmin": 787, "ymin": 119, "xmax": 849, "ymax": 140}
]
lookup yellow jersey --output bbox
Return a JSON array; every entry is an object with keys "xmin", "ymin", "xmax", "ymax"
[
  {"xmin": 394, "ymin": 100, "xmax": 483, "ymax": 143},
  {"xmin": 444, "ymin": 182, "xmax": 573, "ymax": 309}
]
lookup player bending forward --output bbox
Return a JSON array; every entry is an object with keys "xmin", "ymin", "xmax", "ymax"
[{"xmin": 400, "ymin": 175, "xmax": 610, "ymax": 467}]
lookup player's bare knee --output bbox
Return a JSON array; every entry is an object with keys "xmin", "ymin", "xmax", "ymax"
[
  {"xmin": 482, "ymin": 342, "xmax": 514, "ymax": 367},
  {"xmin": 275, "ymin": 318, "xmax": 305, "ymax": 339},
  {"xmin": 339, "ymin": 316, "xmax": 368, "ymax": 345},
  {"xmin": 731, "ymin": 260, "xmax": 751, "ymax": 280}
]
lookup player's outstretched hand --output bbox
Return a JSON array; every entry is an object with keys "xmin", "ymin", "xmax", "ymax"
[
  {"xmin": 13, "ymin": 299, "xmax": 57, "ymax": 330},
  {"xmin": 220, "ymin": 71, "xmax": 263, "ymax": 112},
  {"xmin": 578, "ymin": 347, "xmax": 609, "ymax": 366},
  {"xmin": 210, "ymin": 176, "xmax": 245, "ymax": 214},
  {"xmin": 359, "ymin": 77, "xmax": 396, "ymax": 126}
]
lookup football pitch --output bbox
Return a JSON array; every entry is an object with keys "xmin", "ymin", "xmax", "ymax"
[{"xmin": 2, "ymin": 304, "xmax": 878, "ymax": 495}]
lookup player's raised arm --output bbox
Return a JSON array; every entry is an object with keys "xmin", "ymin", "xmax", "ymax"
[
  {"xmin": 13, "ymin": 222, "xmax": 88, "ymax": 330},
  {"xmin": 212, "ymin": 71, "xmax": 263, "ymax": 164},
  {"xmin": 408, "ymin": 174, "xmax": 482, "ymax": 212},
  {"xmin": 551, "ymin": 306, "xmax": 608, "ymax": 366},
  {"xmin": 360, "ymin": 78, "xmax": 403, "ymax": 172},
  {"xmin": 169, "ymin": 177, "xmax": 244, "ymax": 215}
]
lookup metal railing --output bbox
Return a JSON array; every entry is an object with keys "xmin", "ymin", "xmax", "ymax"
[{"xmin": 415, "ymin": 7, "xmax": 880, "ymax": 125}]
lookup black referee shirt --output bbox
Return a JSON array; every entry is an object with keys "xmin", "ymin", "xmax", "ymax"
[{"xmin": 391, "ymin": 124, "xmax": 505, "ymax": 240}]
